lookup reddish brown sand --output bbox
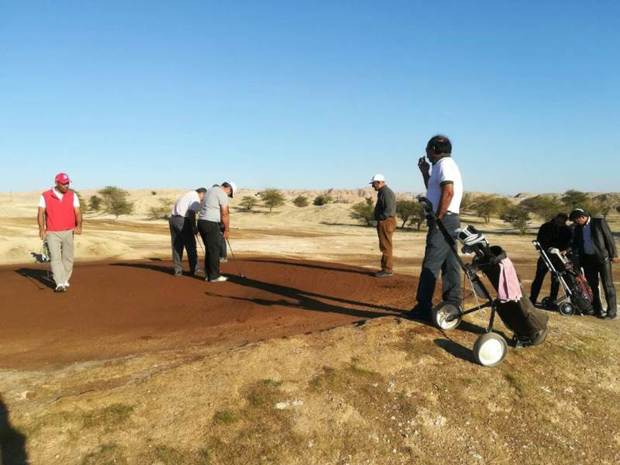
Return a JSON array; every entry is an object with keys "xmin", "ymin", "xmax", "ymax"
[{"xmin": 0, "ymin": 258, "xmax": 417, "ymax": 369}]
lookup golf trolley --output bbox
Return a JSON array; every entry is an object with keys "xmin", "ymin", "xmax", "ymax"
[
  {"xmin": 532, "ymin": 241, "xmax": 593, "ymax": 316},
  {"xmin": 418, "ymin": 197, "xmax": 548, "ymax": 367}
]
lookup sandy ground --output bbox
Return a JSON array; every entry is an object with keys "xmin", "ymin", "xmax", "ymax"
[{"xmin": 1, "ymin": 189, "xmax": 619, "ymax": 464}]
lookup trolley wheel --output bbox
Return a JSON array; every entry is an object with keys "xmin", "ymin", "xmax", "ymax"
[
  {"xmin": 473, "ymin": 333, "xmax": 508, "ymax": 367},
  {"xmin": 541, "ymin": 296, "xmax": 553, "ymax": 309},
  {"xmin": 431, "ymin": 303, "xmax": 462, "ymax": 331},
  {"xmin": 558, "ymin": 302, "xmax": 575, "ymax": 316}
]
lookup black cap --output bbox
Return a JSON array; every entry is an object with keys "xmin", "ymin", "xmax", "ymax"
[{"xmin": 569, "ymin": 208, "xmax": 588, "ymax": 221}]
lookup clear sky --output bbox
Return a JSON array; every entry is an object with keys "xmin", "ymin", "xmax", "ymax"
[{"xmin": 1, "ymin": 0, "xmax": 618, "ymax": 194}]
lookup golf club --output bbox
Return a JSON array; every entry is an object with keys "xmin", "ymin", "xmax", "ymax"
[{"xmin": 226, "ymin": 238, "xmax": 246, "ymax": 278}]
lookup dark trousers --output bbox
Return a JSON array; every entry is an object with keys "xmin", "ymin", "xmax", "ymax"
[
  {"xmin": 582, "ymin": 255, "xmax": 617, "ymax": 316},
  {"xmin": 529, "ymin": 257, "xmax": 560, "ymax": 304},
  {"xmin": 219, "ymin": 224, "xmax": 228, "ymax": 259},
  {"xmin": 415, "ymin": 214, "xmax": 462, "ymax": 311},
  {"xmin": 198, "ymin": 220, "xmax": 223, "ymax": 280},
  {"xmin": 169, "ymin": 216, "xmax": 197, "ymax": 275}
]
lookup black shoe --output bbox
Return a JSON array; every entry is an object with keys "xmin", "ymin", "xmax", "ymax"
[
  {"xmin": 597, "ymin": 313, "xmax": 607, "ymax": 319},
  {"xmin": 54, "ymin": 285, "xmax": 66, "ymax": 293},
  {"xmin": 605, "ymin": 314, "xmax": 617, "ymax": 320},
  {"xmin": 375, "ymin": 270, "xmax": 393, "ymax": 278}
]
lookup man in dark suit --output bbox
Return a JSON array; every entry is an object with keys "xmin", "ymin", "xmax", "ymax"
[
  {"xmin": 570, "ymin": 208, "xmax": 618, "ymax": 319},
  {"xmin": 530, "ymin": 213, "xmax": 572, "ymax": 307}
]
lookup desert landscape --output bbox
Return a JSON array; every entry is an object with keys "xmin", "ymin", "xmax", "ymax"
[{"xmin": 1, "ymin": 188, "xmax": 618, "ymax": 465}]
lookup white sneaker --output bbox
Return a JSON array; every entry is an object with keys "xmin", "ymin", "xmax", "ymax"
[{"xmin": 209, "ymin": 276, "xmax": 228, "ymax": 283}]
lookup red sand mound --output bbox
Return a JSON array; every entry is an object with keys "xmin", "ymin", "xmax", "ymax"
[{"xmin": 0, "ymin": 258, "xmax": 417, "ymax": 368}]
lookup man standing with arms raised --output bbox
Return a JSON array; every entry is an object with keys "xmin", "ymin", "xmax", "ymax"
[
  {"xmin": 169, "ymin": 187, "xmax": 207, "ymax": 277},
  {"xmin": 198, "ymin": 181, "xmax": 237, "ymax": 282},
  {"xmin": 370, "ymin": 174, "xmax": 397, "ymax": 277},
  {"xmin": 408, "ymin": 135, "xmax": 463, "ymax": 321},
  {"xmin": 37, "ymin": 173, "xmax": 82, "ymax": 292}
]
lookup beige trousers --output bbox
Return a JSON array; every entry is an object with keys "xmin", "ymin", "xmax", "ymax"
[{"xmin": 46, "ymin": 230, "xmax": 74, "ymax": 286}]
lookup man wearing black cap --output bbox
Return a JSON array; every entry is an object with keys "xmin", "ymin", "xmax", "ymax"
[
  {"xmin": 569, "ymin": 208, "xmax": 618, "ymax": 319},
  {"xmin": 529, "ymin": 213, "xmax": 572, "ymax": 307},
  {"xmin": 409, "ymin": 135, "xmax": 463, "ymax": 321}
]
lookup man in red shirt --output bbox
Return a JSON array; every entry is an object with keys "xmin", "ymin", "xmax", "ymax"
[{"xmin": 37, "ymin": 173, "xmax": 83, "ymax": 292}]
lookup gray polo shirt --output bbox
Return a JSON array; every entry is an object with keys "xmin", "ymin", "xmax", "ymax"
[{"xmin": 199, "ymin": 186, "xmax": 229, "ymax": 222}]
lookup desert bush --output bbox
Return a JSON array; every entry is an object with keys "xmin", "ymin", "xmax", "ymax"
[
  {"xmin": 519, "ymin": 195, "xmax": 565, "ymax": 221},
  {"xmin": 396, "ymin": 199, "xmax": 425, "ymax": 230},
  {"xmin": 148, "ymin": 198, "xmax": 172, "ymax": 220},
  {"xmin": 258, "ymin": 189, "xmax": 285, "ymax": 213},
  {"xmin": 313, "ymin": 194, "xmax": 333, "ymax": 206},
  {"xmin": 239, "ymin": 196, "xmax": 259, "ymax": 212},
  {"xmin": 501, "ymin": 205, "xmax": 531, "ymax": 235},
  {"xmin": 98, "ymin": 186, "xmax": 134, "ymax": 219},
  {"xmin": 293, "ymin": 195, "xmax": 309, "ymax": 207},
  {"xmin": 88, "ymin": 195, "xmax": 103, "ymax": 212},
  {"xmin": 350, "ymin": 198, "xmax": 374, "ymax": 226}
]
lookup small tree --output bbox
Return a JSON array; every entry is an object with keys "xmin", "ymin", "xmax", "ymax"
[
  {"xmin": 258, "ymin": 189, "xmax": 285, "ymax": 213},
  {"xmin": 88, "ymin": 195, "xmax": 103, "ymax": 212},
  {"xmin": 408, "ymin": 205, "xmax": 427, "ymax": 231},
  {"xmin": 519, "ymin": 195, "xmax": 565, "ymax": 221},
  {"xmin": 313, "ymin": 194, "xmax": 333, "ymax": 206},
  {"xmin": 592, "ymin": 194, "xmax": 614, "ymax": 218},
  {"xmin": 396, "ymin": 199, "xmax": 424, "ymax": 229},
  {"xmin": 460, "ymin": 192, "xmax": 475, "ymax": 213},
  {"xmin": 350, "ymin": 198, "xmax": 374, "ymax": 226},
  {"xmin": 148, "ymin": 198, "xmax": 172, "ymax": 220},
  {"xmin": 239, "ymin": 196, "xmax": 258, "ymax": 212},
  {"xmin": 293, "ymin": 195, "xmax": 309, "ymax": 207},
  {"xmin": 561, "ymin": 190, "xmax": 589, "ymax": 211},
  {"xmin": 473, "ymin": 195, "xmax": 511, "ymax": 224},
  {"xmin": 501, "ymin": 205, "xmax": 531, "ymax": 235},
  {"xmin": 98, "ymin": 186, "xmax": 134, "ymax": 219}
]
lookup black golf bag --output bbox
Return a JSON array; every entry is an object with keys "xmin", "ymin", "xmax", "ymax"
[
  {"xmin": 533, "ymin": 241, "xmax": 594, "ymax": 316},
  {"xmin": 460, "ymin": 229, "xmax": 549, "ymax": 344}
]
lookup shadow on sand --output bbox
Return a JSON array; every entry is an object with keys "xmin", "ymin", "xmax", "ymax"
[
  {"xmin": 14, "ymin": 268, "xmax": 54, "ymax": 290},
  {"xmin": 0, "ymin": 397, "xmax": 29, "ymax": 465}
]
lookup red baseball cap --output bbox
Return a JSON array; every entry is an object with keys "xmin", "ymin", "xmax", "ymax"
[{"xmin": 55, "ymin": 173, "xmax": 71, "ymax": 184}]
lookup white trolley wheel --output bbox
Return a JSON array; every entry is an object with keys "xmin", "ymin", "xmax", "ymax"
[
  {"xmin": 473, "ymin": 333, "xmax": 508, "ymax": 367},
  {"xmin": 431, "ymin": 303, "xmax": 462, "ymax": 331},
  {"xmin": 558, "ymin": 302, "xmax": 575, "ymax": 316}
]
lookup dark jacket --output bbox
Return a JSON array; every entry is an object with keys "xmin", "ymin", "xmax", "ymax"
[
  {"xmin": 572, "ymin": 216, "xmax": 617, "ymax": 264},
  {"xmin": 374, "ymin": 186, "xmax": 396, "ymax": 221},
  {"xmin": 536, "ymin": 221, "xmax": 572, "ymax": 251}
]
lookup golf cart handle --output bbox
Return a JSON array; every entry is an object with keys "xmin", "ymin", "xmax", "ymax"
[{"xmin": 417, "ymin": 196, "xmax": 435, "ymax": 219}]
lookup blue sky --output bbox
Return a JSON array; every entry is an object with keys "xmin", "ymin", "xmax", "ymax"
[{"xmin": 1, "ymin": 0, "xmax": 618, "ymax": 193}]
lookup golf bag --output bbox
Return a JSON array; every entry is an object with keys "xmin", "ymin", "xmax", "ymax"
[
  {"xmin": 459, "ymin": 227, "xmax": 549, "ymax": 343},
  {"xmin": 532, "ymin": 241, "xmax": 593, "ymax": 316},
  {"xmin": 417, "ymin": 196, "xmax": 549, "ymax": 366}
]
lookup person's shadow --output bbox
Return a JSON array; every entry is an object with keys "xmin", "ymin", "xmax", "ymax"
[{"xmin": 0, "ymin": 397, "xmax": 29, "ymax": 465}]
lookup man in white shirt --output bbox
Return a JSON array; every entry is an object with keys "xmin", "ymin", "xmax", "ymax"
[
  {"xmin": 408, "ymin": 135, "xmax": 463, "ymax": 320},
  {"xmin": 198, "ymin": 181, "xmax": 237, "ymax": 282},
  {"xmin": 37, "ymin": 172, "xmax": 82, "ymax": 292},
  {"xmin": 169, "ymin": 188, "xmax": 207, "ymax": 277}
]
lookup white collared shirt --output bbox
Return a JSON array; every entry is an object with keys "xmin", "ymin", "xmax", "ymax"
[
  {"xmin": 171, "ymin": 191, "xmax": 202, "ymax": 217},
  {"xmin": 426, "ymin": 157, "xmax": 463, "ymax": 214},
  {"xmin": 38, "ymin": 188, "xmax": 80, "ymax": 208},
  {"xmin": 583, "ymin": 217, "xmax": 595, "ymax": 255}
]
